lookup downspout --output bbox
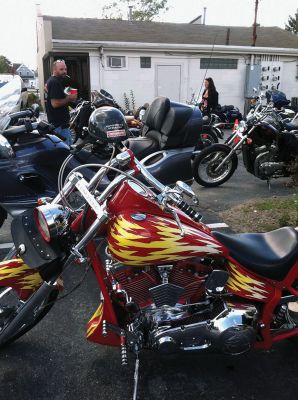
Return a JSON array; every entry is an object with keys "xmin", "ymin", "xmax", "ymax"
[
  {"xmin": 99, "ymin": 46, "xmax": 104, "ymax": 90},
  {"xmin": 186, "ymin": 55, "xmax": 190, "ymax": 101}
]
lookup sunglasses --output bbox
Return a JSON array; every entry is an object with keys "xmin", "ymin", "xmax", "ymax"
[{"xmin": 53, "ymin": 59, "xmax": 66, "ymax": 64}]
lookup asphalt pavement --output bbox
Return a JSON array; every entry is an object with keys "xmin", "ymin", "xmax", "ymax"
[{"xmin": 0, "ymin": 149, "xmax": 297, "ymax": 400}]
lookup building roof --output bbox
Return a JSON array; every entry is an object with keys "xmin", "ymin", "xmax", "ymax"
[
  {"xmin": 13, "ymin": 63, "xmax": 21, "ymax": 71},
  {"xmin": 15, "ymin": 64, "xmax": 35, "ymax": 78},
  {"xmin": 44, "ymin": 16, "xmax": 298, "ymax": 49}
]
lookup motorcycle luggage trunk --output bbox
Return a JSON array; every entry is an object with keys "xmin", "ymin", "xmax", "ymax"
[{"xmin": 11, "ymin": 208, "xmax": 65, "ymax": 271}]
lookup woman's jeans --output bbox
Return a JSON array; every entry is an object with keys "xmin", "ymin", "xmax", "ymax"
[{"xmin": 54, "ymin": 126, "xmax": 72, "ymax": 146}]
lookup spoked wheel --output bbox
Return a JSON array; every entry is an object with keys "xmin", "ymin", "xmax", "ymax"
[
  {"xmin": 193, "ymin": 144, "xmax": 238, "ymax": 187},
  {"xmin": 0, "ymin": 285, "xmax": 58, "ymax": 348}
]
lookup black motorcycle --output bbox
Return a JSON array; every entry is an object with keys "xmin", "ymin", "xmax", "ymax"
[
  {"xmin": 192, "ymin": 109, "xmax": 298, "ymax": 187},
  {"xmin": 213, "ymin": 104, "xmax": 243, "ymax": 128}
]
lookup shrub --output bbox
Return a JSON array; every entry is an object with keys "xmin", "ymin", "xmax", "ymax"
[
  {"xmin": 27, "ymin": 92, "xmax": 43, "ymax": 111},
  {"xmin": 288, "ymin": 156, "xmax": 298, "ymax": 187}
]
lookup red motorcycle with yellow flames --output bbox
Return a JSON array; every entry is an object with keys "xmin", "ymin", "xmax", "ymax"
[{"xmin": 0, "ymin": 107, "xmax": 297, "ymax": 398}]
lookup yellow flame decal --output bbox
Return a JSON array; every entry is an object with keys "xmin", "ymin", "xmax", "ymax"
[
  {"xmin": 109, "ymin": 215, "xmax": 221, "ymax": 266},
  {"xmin": 227, "ymin": 263, "xmax": 268, "ymax": 300},
  {"xmin": 19, "ymin": 273, "xmax": 43, "ymax": 290},
  {"xmin": 0, "ymin": 258, "xmax": 42, "ymax": 290},
  {"xmin": 86, "ymin": 303, "xmax": 104, "ymax": 338}
]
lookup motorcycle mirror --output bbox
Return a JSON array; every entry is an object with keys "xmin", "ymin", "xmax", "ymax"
[{"xmin": 0, "ymin": 133, "xmax": 15, "ymax": 159}]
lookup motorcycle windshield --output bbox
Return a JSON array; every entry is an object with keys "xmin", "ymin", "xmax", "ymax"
[{"xmin": 0, "ymin": 75, "xmax": 22, "ymax": 115}]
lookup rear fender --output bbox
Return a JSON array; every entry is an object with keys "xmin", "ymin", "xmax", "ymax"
[{"xmin": 212, "ymin": 125, "xmax": 224, "ymax": 139}]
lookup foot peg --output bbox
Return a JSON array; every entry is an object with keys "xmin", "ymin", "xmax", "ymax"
[{"xmin": 120, "ymin": 335, "xmax": 128, "ymax": 366}]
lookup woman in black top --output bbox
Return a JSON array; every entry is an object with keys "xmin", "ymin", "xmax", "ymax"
[{"xmin": 200, "ymin": 77, "xmax": 219, "ymax": 115}]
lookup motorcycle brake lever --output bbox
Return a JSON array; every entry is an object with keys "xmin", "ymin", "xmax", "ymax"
[
  {"xmin": 168, "ymin": 206, "xmax": 185, "ymax": 237},
  {"xmin": 156, "ymin": 192, "xmax": 185, "ymax": 236}
]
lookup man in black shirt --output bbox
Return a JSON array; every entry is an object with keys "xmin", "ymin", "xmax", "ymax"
[{"xmin": 45, "ymin": 60, "xmax": 77, "ymax": 145}]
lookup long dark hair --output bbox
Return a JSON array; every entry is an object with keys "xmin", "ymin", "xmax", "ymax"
[{"xmin": 205, "ymin": 77, "xmax": 217, "ymax": 96}]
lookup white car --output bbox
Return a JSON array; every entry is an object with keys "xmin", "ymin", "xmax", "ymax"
[{"xmin": 0, "ymin": 74, "xmax": 28, "ymax": 113}]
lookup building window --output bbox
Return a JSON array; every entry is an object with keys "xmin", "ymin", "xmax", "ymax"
[
  {"xmin": 107, "ymin": 56, "xmax": 126, "ymax": 68},
  {"xmin": 140, "ymin": 57, "xmax": 151, "ymax": 68},
  {"xmin": 200, "ymin": 58, "xmax": 238, "ymax": 69}
]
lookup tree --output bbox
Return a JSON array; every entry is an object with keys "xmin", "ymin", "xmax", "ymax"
[
  {"xmin": 285, "ymin": 9, "xmax": 298, "ymax": 34},
  {"xmin": 102, "ymin": 0, "xmax": 169, "ymax": 21},
  {"xmin": 0, "ymin": 55, "xmax": 12, "ymax": 74}
]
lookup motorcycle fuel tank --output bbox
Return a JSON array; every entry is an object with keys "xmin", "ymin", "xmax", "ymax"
[
  {"xmin": 107, "ymin": 179, "xmax": 225, "ymax": 266},
  {"xmin": 107, "ymin": 211, "xmax": 223, "ymax": 267}
]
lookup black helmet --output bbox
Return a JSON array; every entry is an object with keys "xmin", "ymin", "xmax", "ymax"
[{"xmin": 88, "ymin": 106, "xmax": 128, "ymax": 144}]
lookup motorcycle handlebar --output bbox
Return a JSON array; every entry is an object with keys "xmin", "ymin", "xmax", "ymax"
[
  {"xmin": 2, "ymin": 121, "xmax": 66, "ymax": 142},
  {"xmin": 9, "ymin": 109, "xmax": 34, "ymax": 120},
  {"xmin": 174, "ymin": 199, "xmax": 202, "ymax": 222},
  {"xmin": 134, "ymin": 158, "xmax": 202, "ymax": 222},
  {"xmin": 3, "ymin": 122, "xmax": 39, "ymax": 137}
]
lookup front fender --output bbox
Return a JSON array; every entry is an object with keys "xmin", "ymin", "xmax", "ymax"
[{"xmin": 0, "ymin": 258, "xmax": 43, "ymax": 300}]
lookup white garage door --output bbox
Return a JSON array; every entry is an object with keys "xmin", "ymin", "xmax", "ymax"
[{"xmin": 156, "ymin": 65, "xmax": 181, "ymax": 101}]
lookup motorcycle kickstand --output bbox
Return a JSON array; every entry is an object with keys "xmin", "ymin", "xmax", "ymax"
[
  {"xmin": 133, "ymin": 353, "xmax": 140, "ymax": 400},
  {"xmin": 267, "ymin": 179, "xmax": 271, "ymax": 191}
]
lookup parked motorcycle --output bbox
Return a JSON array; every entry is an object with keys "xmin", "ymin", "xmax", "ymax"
[
  {"xmin": 0, "ymin": 111, "xmax": 297, "ymax": 399},
  {"xmin": 0, "ymin": 114, "xmax": 103, "ymax": 226},
  {"xmin": 70, "ymin": 90, "xmax": 143, "ymax": 143},
  {"xmin": 201, "ymin": 113, "xmax": 223, "ymax": 145},
  {"xmin": 192, "ymin": 106, "xmax": 298, "ymax": 187},
  {"xmin": 0, "ymin": 97, "xmax": 203, "ymax": 228},
  {"xmin": 71, "ymin": 95, "xmax": 207, "ymax": 187},
  {"xmin": 213, "ymin": 104, "xmax": 243, "ymax": 128}
]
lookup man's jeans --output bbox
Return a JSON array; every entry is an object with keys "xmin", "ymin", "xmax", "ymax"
[{"xmin": 54, "ymin": 126, "xmax": 72, "ymax": 146}]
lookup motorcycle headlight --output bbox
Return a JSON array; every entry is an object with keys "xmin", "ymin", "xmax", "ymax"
[{"xmin": 34, "ymin": 204, "xmax": 71, "ymax": 242}]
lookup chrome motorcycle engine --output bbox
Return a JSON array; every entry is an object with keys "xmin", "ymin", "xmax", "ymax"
[
  {"xmin": 146, "ymin": 302, "xmax": 257, "ymax": 355},
  {"xmin": 254, "ymin": 147, "xmax": 285, "ymax": 179},
  {"xmin": 109, "ymin": 260, "xmax": 257, "ymax": 355}
]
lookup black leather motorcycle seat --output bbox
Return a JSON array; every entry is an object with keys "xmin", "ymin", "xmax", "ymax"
[
  {"xmin": 213, "ymin": 227, "xmax": 298, "ymax": 281},
  {"xmin": 125, "ymin": 136, "xmax": 160, "ymax": 159},
  {"xmin": 284, "ymin": 122, "xmax": 298, "ymax": 131}
]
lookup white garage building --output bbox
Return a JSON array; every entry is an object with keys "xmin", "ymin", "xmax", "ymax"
[{"xmin": 36, "ymin": 15, "xmax": 298, "ymax": 112}]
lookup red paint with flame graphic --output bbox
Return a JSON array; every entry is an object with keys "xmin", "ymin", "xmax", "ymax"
[{"xmin": 106, "ymin": 181, "xmax": 226, "ymax": 266}]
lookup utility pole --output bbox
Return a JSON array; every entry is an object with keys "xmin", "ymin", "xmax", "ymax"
[{"xmin": 252, "ymin": 0, "xmax": 259, "ymax": 46}]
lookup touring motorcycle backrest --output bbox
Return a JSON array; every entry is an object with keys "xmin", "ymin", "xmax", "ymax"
[
  {"xmin": 158, "ymin": 102, "xmax": 203, "ymax": 149},
  {"xmin": 144, "ymin": 96, "xmax": 170, "ymax": 131}
]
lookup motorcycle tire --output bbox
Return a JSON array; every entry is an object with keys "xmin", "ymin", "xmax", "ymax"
[
  {"xmin": 0, "ymin": 285, "xmax": 59, "ymax": 348},
  {"xmin": 0, "ymin": 207, "xmax": 7, "ymax": 230},
  {"xmin": 193, "ymin": 144, "xmax": 238, "ymax": 187}
]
